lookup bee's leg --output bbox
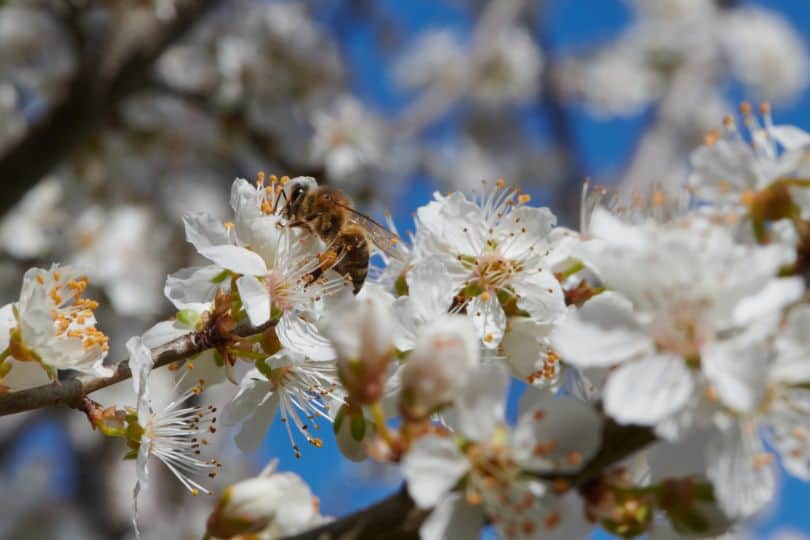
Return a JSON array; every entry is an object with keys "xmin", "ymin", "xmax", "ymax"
[
  {"xmin": 332, "ymin": 231, "xmax": 370, "ymax": 294},
  {"xmin": 303, "ymin": 249, "xmax": 339, "ymax": 287}
]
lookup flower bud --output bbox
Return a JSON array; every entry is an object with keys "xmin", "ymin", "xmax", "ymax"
[
  {"xmin": 206, "ymin": 462, "xmax": 316, "ymax": 539},
  {"xmin": 322, "ymin": 290, "xmax": 395, "ymax": 405},
  {"xmin": 399, "ymin": 315, "xmax": 479, "ymax": 421}
]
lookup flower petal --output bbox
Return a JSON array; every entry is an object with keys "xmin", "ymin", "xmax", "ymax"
[
  {"xmin": 551, "ymin": 292, "xmax": 653, "ymax": 369},
  {"xmin": 221, "ymin": 370, "xmax": 273, "ymax": 426},
  {"xmin": 198, "ymin": 245, "xmax": 267, "ymax": 276},
  {"xmin": 164, "ymin": 265, "xmax": 225, "ymax": 311},
  {"xmin": 278, "ymin": 314, "xmax": 336, "ymax": 361},
  {"xmin": 455, "ymin": 363, "xmax": 509, "ymax": 442},
  {"xmin": 468, "ymin": 293, "xmax": 506, "ymax": 349},
  {"xmin": 419, "ymin": 493, "xmax": 484, "ymax": 540},
  {"xmin": 703, "ymin": 338, "xmax": 768, "ymax": 413},
  {"xmin": 403, "ymin": 435, "xmax": 469, "ymax": 508},
  {"xmin": 234, "ymin": 394, "xmax": 280, "ymax": 453},
  {"xmin": 183, "ymin": 212, "xmax": 231, "ymax": 251},
  {"xmin": 707, "ymin": 423, "xmax": 775, "ymax": 519},
  {"xmin": 237, "ymin": 275, "xmax": 271, "ymax": 327},
  {"xmin": 513, "ymin": 269, "xmax": 567, "ymax": 325},
  {"xmin": 604, "ymin": 355, "xmax": 694, "ymax": 426},
  {"xmin": 513, "ymin": 391, "xmax": 602, "ymax": 473}
]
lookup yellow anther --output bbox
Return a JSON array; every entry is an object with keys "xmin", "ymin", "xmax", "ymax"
[{"xmin": 518, "ymin": 194, "xmax": 531, "ymax": 204}]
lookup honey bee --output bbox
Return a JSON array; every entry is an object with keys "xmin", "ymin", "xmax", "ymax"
[{"xmin": 281, "ymin": 177, "xmax": 409, "ymax": 293}]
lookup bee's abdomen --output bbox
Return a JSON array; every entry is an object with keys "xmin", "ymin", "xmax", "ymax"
[{"xmin": 333, "ymin": 227, "xmax": 370, "ymax": 294}]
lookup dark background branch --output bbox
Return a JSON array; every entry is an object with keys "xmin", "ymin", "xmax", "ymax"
[{"xmin": 0, "ymin": 0, "xmax": 222, "ymax": 217}]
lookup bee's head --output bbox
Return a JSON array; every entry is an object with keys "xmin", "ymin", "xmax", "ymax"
[{"xmin": 282, "ymin": 176, "xmax": 318, "ymax": 218}]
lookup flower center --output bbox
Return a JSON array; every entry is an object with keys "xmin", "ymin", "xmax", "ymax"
[
  {"xmin": 649, "ymin": 300, "xmax": 712, "ymax": 361},
  {"xmin": 470, "ymin": 253, "xmax": 516, "ymax": 293},
  {"xmin": 265, "ymin": 271, "xmax": 294, "ymax": 312}
]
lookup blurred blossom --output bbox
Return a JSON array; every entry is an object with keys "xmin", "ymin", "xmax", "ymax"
[
  {"xmin": 0, "ymin": 5, "xmax": 75, "ymax": 97},
  {"xmin": 0, "ymin": 177, "xmax": 64, "ymax": 259},
  {"xmin": 310, "ymin": 96, "xmax": 384, "ymax": 186},
  {"xmin": 70, "ymin": 205, "xmax": 172, "ymax": 318},
  {"xmin": 394, "ymin": 29, "xmax": 467, "ymax": 91},
  {"xmin": 470, "ymin": 25, "xmax": 543, "ymax": 107},
  {"xmin": 719, "ymin": 8, "xmax": 809, "ymax": 103}
]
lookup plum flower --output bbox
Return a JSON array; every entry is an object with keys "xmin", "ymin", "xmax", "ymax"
[
  {"xmin": 551, "ymin": 210, "xmax": 803, "ymax": 436},
  {"xmin": 0, "ymin": 265, "xmax": 110, "ymax": 384},
  {"xmin": 221, "ymin": 350, "xmax": 342, "ymax": 456},
  {"xmin": 167, "ymin": 177, "xmax": 350, "ymax": 360},
  {"xmin": 689, "ymin": 105, "xmax": 810, "ymax": 211},
  {"xmin": 402, "ymin": 364, "xmax": 601, "ymax": 540},
  {"xmin": 694, "ymin": 304, "xmax": 810, "ymax": 519},
  {"xmin": 206, "ymin": 459, "xmax": 326, "ymax": 539},
  {"xmin": 126, "ymin": 336, "xmax": 221, "ymax": 538},
  {"xmin": 412, "ymin": 180, "xmax": 566, "ymax": 348}
]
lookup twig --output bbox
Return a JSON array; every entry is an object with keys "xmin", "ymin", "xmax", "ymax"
[{"xmin": 0, "ymin": 319, "xmax": 274, "ymax": 417}]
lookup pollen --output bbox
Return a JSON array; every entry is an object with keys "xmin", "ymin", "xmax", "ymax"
[
  {"xmin": 703, "ymin": 129, "xmax": 721, "ymax": 146},
  {"xmin": 496, "ymin": 178, "xmax": 506, "ymax": 189},
  {"xmin": 480, "ymin": 291, "xmax": 491, "ymax": 302},
  {"xmin": 518, "ymin": 194, "xmax": 531, "ymax": 205},
  {"xmin": 223, "ymin": 221, "xmax": 234, "ymax": 230},
  {"xmin": 544, "ymin": 511, "xmax": 561, "ymax": 530},
  {"xmin": 752, "ymin": 452, "xmax": 774, "ymax": 469}
]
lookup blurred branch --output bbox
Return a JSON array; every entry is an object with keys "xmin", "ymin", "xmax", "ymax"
[
  {"xmin": 0, "ymin": 0, "xmax": 222, "ymax": 217},
  {"xmin": 619, "ymin": 57, "xmax": 716, "ymax": 195},
  {"xmin": 0, "ymin": 319, "xmax": 274, "ymax": 418},
  {"xmin": 282, "ymin": 419, "xmax": 655, "ymax": 540},
  {"xmin": 535, "ymin": 9, "xmax": 586, "ymax": 226}
]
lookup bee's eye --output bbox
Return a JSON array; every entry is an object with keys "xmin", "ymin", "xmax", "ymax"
[{"xmin": 292, "ymin": 186, "xmax": 305, "ymax": 201}]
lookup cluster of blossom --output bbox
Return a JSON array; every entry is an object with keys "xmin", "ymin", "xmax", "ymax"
[{"xmin": 2, "ymin": 103, "xmax": 810, "ymax": 539}]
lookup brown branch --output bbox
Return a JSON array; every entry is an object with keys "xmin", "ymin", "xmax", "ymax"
[
  {"xmin": 0, "ymin": 0, "xmax": 222, "ymax": 217},
  {"xmin": 0, "ymin": 319, "xmax": 274, "ymax": 417},
  {"xmin": 283, "ymin": 419, "xmax": 655, "ymax": 540}
]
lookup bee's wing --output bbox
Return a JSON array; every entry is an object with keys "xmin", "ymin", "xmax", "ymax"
[{"xmin": 339, "ymin": 204, "xmax": 410, "ymax": 262}]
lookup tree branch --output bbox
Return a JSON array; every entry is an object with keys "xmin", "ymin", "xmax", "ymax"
[
  {"xmin": 282, "ymin": 419, "xmax": 655, "ymax": 540},
  {"xmin": 0, "ymin": 0, "xmax": 221, "ymax": 217},
  {"xmin": 0, "ymin": 319, "xmax": 273, "ymax": 417}
]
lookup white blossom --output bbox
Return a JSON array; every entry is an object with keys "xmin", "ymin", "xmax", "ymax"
[
  {"xmin": 412, "ymin": 180, "xmax": 566, "ymax": 349},
  {"xmin": 220, "ymin": 350, "xmax": 341, "ymax": 456},
  {"xmin": 403, "ymin": 364, "xmax": 599, "ymax": 540}
]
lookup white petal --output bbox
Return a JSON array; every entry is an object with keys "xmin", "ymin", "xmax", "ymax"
[
  {"xmin": 402, "ymin": 435, "xmax": 469, "ymax": 508},
  {"xmin": 551, "ymin": 292, "xmax": 653, "ymax": 368},
  {"xmin": 500, "ymin": 317, "xmax": 554, "ymax": 386},
  {"xmin": 604, "ymin": 355, "xmax": 694, "ymax": 426},
  {"xmin": 406, "ymin": 259, "xmax": 456, "ymax": 322},
  {"xmin": 221, "ymin": 371, "xmax": 272, "ymax": 426},
  {"xmin": 468, "ymin": 293, "xmax": 506, "ymax": 349},
  {"xmin": 513, "ymin": 392, "xmax": 602, "ymax": 473},
  {"xmin": 235, "ymin": 394, "xmax": 281, "ymax": 453},
  {"xmin": 770, "ymin": 394, "xmax": 810, "ymax": 480},
  {"xmin": 164, "ymin": 265, "xmax": 225, "ymax": 310},
  {"xmin": 141, "ymin": 320, "xmax": 190, "ymax": 349},
  {"xmin": 277, "ymin": 315, "xmax": 335, "ymax": 361},
  {"xmin": 707, "ymin": 423, "xmax": 775, "ymax": 519},
  {"xmin": 237, "ymin": 275, "xmax": 271, "ymax": 327},
  {"xmin": 513, "ymin": 269, "xmax": 567, "ymax": 325},
  {"xmin": 703, "ymin": 338, "xmax": 768, "ymax": 413},
  {"xmin": 456, "ymin": 363, "xmax": 509, "ymax": 442},
  {"xmin": 769, "ymin": 125, "xmax": 810, "ymax": 150},
  {"xmin": 126, "ymin": 336, "xmax": 154, "ymax": 426},
  {"xmin": 0, "ymin": 359, "xmax": 50, "ymax": 391},
  {"xmin": 498, "ymin": 206, "xmax": 556, "ymax": 260},
  {"xmin": 419, "ymin": 493, "xmax": 484, "ymax": 540},
  {"xmin": 646, "ymin": 429, "xmax": 711, "ymax": 481},
  {"xmin": 183, "ymin": 212, "xmax": 231, "ymax": 251},
  {"xmin": 198, "ymin": 245, "xmax": 267, "ymax": 276},
  {"xmin": 772, "ymin": 305, "xmax": 810, "ymax": 384},
  {"xmin": 734, "ymin": 277, "xmax": 804, "ymax": 328}
]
